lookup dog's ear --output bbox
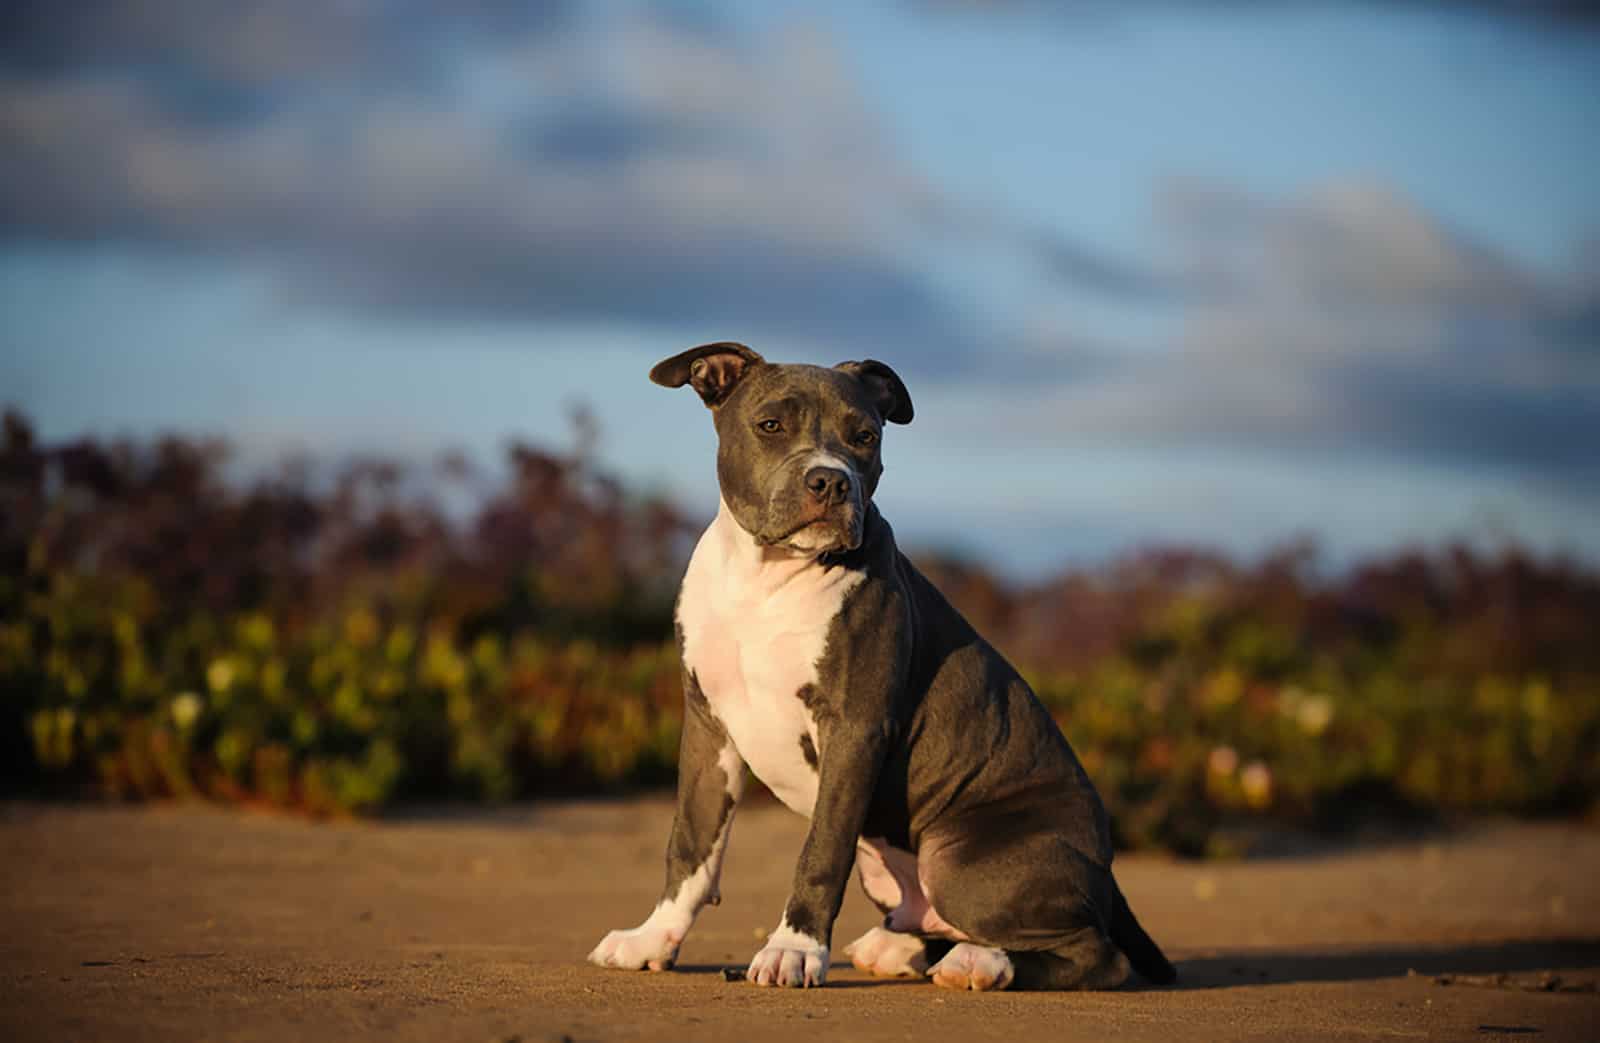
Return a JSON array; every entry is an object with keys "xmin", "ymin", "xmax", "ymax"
[
  {"xmin": 650, "ymin": 342, "xmax": 766, "ymax": 408},
  {"xmin": 835, "ymin": 359, "xmax": 914, "ymax": 425}
]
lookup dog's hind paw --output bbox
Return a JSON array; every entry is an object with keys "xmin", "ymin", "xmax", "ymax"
[
  {"xmin": 928, "ymin": 943, "xmax": 1014, "ymax": 991},
  {"xmin": 844, "ymin": 926, "xmax": 930, "ymax": 977}
]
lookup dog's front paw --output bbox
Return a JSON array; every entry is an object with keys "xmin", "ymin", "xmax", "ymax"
[
  {"xmin": 588, "ymin": 923, "xmax": 683, "ymax": 971},
  {"xmin": 746, "ymin": 924, "xmax": 828, "ymax": 988}
]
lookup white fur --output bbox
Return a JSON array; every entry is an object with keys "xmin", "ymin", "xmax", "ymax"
[
  {"xmin": 677, "ymin": 500, "xmax": 864, "ymax": 817},
  {"xmin": 843, "ymin": 926, "xmax": 931, "ymax": 977},
  {"xmin": 802, "ymin": 449, "xmax": 857, "ymax": 479},
  {"xmin": 747, "ymin": 917, "xmax": 830, "ymax": 988},
  {"xmin": 929, "ymin": 943, "xmax": 1015, "ymax": 991},
  {"xmin": 586, "ymin": 920, "xmax": 682, "ymax": 972}
]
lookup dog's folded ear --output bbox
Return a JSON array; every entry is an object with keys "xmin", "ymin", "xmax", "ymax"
[
  {"xmin": 835, "ymin": 360, "xmax": 914, "ymax": 425},
  {"xmin": 650, "ymin": 342, "xmax": 766, "ymax": 408}
]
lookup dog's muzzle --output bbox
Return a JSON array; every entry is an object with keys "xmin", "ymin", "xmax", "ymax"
[{"xmin": 763, "ymin": 464, "xmax": 863, "ymax": 552}]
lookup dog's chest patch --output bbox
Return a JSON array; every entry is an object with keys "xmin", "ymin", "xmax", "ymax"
[{"xmin": 677, "ymin": 510, "xmax": 863, "ymax": 817}]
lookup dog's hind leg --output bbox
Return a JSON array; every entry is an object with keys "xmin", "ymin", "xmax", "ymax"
[
  {"xmin": 1006, "ymin": 928, "xmax": 1131, "ymax": 990},
  {"xmin": 912, "ymin": 822, "xmax": 1153, "ymax": 991},
  {"xmin": 843, "ymin": 838, "xmax": 953, "ymax": 976},
  {"xmin": 923, "ymin": 930, "xmax": 1127, "ymax": 991}
]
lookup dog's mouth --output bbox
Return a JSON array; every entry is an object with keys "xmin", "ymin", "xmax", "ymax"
[{"xmin": 763, "ymin": 510, "xmax": 861, "ymax": 554}]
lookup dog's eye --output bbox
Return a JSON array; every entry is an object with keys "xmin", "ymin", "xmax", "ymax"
[
  {"xmin": 852, "ymin": 429, "xmax": 878, "ymax": 448},
  {"xmin": 757, "ymin": 419, "xmax": 783, "ymax": 434}
]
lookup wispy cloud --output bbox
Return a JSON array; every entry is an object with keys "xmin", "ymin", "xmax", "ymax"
[
  {"xmin": 907, "ymin": 0, "xmax": 1600, "ymax": 33},
  {"xmin": 0, "ymin": 2, "xmax": 1197, "ymax": 370}
]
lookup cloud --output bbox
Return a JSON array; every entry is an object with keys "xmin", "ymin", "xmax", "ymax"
[
  {"xmin": 1158, "ymin": 177, "xmax": 1543, "ymax": 316},
  {"xmin": 1007, "ymin": 178, "xmax": 1600, "ymax": 480},
  {"xmin": 4, "ymin": 0, "xmax": 1594, "ymax": 491},
  {"xmin": 1025, "ymin": 228, "xmax": 1191, "ymax": 302},
  {"xmin": 0, "ymin": 4, "xmax": 994, "ymax": 362},
  {"xmin": 0, "ymin": 1, "xmax": 576, "ymax": 84}
]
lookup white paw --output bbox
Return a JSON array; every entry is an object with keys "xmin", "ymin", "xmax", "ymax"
[
  {"xmin": 588, "ymin": 923, "xmax": 683, "ymax": 971},
  {"xmin": 843, "ymin": 926, "xmax": 929, "ymax": 977},
  {"xmin": 928, "ymin": 942, "xmax": 1014, "ymax": 991},
  {"xmin": 746, "ymin": 923, "xmax": 828, "ymax": 988}
]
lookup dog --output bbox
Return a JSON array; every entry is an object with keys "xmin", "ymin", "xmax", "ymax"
[{"xmin": 588, "ymin": 342, "xmax": 1175, "ymax": 990}]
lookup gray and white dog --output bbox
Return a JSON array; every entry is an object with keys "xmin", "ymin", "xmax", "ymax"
[{"xmin": 589, "ymin": 342, "xmax": 1175, "ymax": 991}]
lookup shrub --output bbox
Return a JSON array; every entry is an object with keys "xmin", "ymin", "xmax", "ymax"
[{"xmin": 4, "ymin": 411, "xmax": 1597, "ymax": 851}]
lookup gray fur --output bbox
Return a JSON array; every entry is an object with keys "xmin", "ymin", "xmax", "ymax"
[{"xmin": 659, "ymin": 669, "xmax": 737, "ymax": 917}]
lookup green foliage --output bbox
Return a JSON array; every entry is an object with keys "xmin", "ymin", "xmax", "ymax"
[
  {"xmin": 3, "ymin": 412, "xmax": 1597, "ymax": 851},
  {"xmin": 3, "ymin": 573, "xmax": 685, "ymax": 812}
]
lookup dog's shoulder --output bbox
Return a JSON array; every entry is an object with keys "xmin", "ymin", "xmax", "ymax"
[{"xmin": 796, "ymin": 507, "xmax": 911, "ymax": 716}]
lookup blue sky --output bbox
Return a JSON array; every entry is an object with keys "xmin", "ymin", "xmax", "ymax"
[{"xmin": 3, "ymin": 1, "xmax": 1597, "ymax": 575}]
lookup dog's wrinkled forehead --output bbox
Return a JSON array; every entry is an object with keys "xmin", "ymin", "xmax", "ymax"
[{"xmin": 722, "ymin": 364, "xmax": 879, "ymax": 427}]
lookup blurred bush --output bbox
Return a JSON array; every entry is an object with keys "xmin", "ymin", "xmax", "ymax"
[{"xmin": 3, "ymin": 411, "xmax": 1596, "ymax": 851}]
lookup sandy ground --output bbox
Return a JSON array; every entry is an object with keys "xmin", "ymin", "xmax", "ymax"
[{"xmin": 2, "ymin": 799, "xmax": 1597, "ymax": 1043}]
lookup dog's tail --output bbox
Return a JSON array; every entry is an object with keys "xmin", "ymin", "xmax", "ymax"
[{"xmin": 1109, "ymin": 877, "xmax": 1176, "ymax": 985}]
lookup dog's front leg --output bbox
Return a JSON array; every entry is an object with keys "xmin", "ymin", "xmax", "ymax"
[
  {"xmin": 746, "ymin": 716, "xmax": 895, "ymax": 988},
  {"xmin": 590, "ymin": 675, "xmax": 744, "ymax": 971},
  {"xmin": 747, "ymin": 583, "xmax": 908, "ymax": 990}
]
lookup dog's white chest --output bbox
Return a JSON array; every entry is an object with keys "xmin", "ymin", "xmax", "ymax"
[{"xmin": 676, "ymin": 506, "xmax": 863, "ymax": 817}]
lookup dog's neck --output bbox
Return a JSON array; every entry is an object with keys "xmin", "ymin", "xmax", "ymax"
[{"xmin": 706, "ymin": 498, "xmax": 838, "ymax": 589}]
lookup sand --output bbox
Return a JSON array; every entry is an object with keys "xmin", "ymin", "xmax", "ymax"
[{"xmin": 2, "ymin": 798, "xmax": 1597, "ymax": 1042}]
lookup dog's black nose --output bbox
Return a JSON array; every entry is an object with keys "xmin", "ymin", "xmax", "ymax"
[{"xmin": 804, "ymin": 466, "xmax": 851, "ymax": 506}]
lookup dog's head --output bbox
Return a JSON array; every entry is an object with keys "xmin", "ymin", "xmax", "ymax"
[{"xmin": 650, "ymin": 342, "xmax": 913, "ymax": 554}]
